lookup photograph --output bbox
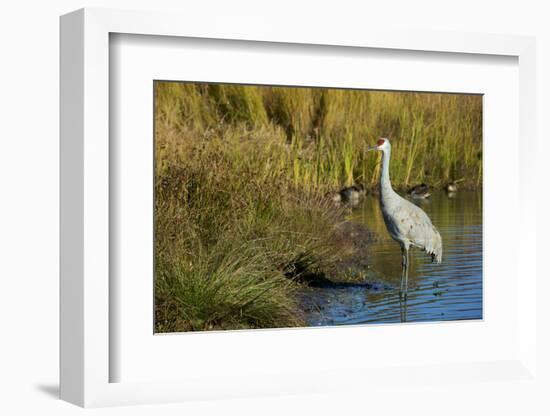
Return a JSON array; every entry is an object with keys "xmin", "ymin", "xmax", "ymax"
[{"xmin": 153, "ymin": 81, "xmax": 483, "ymax": 333}]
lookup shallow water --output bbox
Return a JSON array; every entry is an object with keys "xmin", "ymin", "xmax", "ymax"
[{"xmin": 302, "ymin": 190, "xmax": 483, "ymax": 325}]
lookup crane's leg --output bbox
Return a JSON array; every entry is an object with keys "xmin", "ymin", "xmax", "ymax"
[
  {"xmin": 404, "ymin": 293, "xmax": 408, "ymax": 322},
  {"xmin": 400, "ymin": 246, "xmax": 410, "ymax": 301},
  {"xmin": 399, "ymin": 246, "xmax": 408, "ymax": 297},
  {"xmin": 399, "ymin": 291, "xmax": 408, "ymax": 322},
  {"xmin": 399, "ymin": 246, "xmax": 409, "ymax": 321},
  {"xmin": 399, "ymin": 285, "xmax": 409, "ymax": 322},
  {"xmin": 404, "ymin": 247, "xmax": 410, "ymax": 301}
]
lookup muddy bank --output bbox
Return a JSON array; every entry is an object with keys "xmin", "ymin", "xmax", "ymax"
[{"xmin": 293, "ymin": 219, "xmax": 393, "ymax": 289}]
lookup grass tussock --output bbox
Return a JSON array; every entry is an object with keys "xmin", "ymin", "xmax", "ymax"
[{"xmin": 154, "ymin": 82, "xmax": 482, "ymax": 332}]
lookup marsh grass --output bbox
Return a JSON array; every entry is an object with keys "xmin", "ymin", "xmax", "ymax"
[{"xmin": 154, "ymin": 82, "xmax": 482, "ymax": 332}]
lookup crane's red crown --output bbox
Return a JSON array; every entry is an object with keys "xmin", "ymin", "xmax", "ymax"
[{"xmin": 377, "ymin": 138, "xmax": 386, "ymax": 146}]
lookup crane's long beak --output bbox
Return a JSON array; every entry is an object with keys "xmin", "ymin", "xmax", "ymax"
[{"xmin": 367, "ymin": 145, "xmax": 378, "ymax": 152}]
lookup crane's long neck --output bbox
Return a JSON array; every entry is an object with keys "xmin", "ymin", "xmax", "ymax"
[{"xmin": 379, "ymin": 148, "xmax": 396, "ymax": 197}]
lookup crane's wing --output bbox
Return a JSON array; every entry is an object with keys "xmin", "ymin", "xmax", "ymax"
[{"xmin": 382, "ymin": 196, "xmax": 443, "ymax": 263}]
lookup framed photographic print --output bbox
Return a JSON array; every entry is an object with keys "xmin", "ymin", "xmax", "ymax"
[{"xmin": 60, "ymin": 8, "xmax": 538, "ymax": 407}]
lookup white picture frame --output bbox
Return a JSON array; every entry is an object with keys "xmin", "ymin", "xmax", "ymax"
[{"xmin": 60, "ymin": 7, "xmax": 537, "ymax": 407}]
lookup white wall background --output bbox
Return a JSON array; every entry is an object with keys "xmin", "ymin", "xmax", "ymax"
[{"xmin": 0, "ymin": 1, "xmax": 548, "ymax": 415}]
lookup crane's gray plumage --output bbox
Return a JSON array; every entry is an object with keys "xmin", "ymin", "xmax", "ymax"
[{"xmin": 369, "ymin": 138, "xmax": 442, "ymax": 296}]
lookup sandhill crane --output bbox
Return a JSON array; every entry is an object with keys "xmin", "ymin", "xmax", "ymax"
[{"xmin": 368, "ymin": 138, "xmax": 442, "ymax": 298}]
